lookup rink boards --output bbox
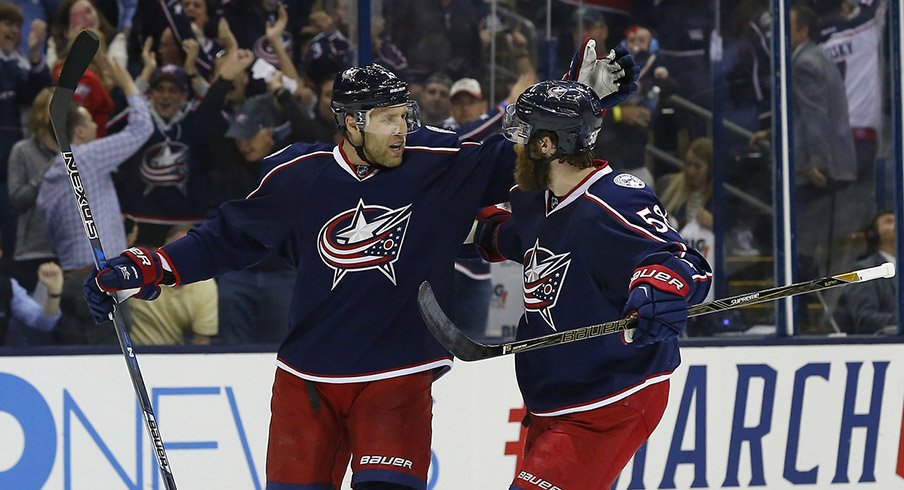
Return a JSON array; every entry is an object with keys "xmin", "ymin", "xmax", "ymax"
[{"xmin": 0, "ymin": 343, "xmax": 903, "ymax": 489}]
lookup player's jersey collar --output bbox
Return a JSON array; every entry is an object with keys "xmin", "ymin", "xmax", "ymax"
[
  {"xmin": 333, "ymin": 139, "xmax": 380, "ymax": 181},
  {"xmin": 545, "ymin": 162, "xmax": 612, "ymax": 216}
]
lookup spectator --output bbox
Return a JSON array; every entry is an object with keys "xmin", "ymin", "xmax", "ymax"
[
  {"xmin": 213, "ymin": 95, "xmax": 295, "ymax": 345},
  {"xmin": 113, "ymin": 40, "xmax": 210, "ymax": 246},
  {"xmin": 420, "ymin": 72, "xmax": 453, "ymax": 126},
  {"xmin": 749, "ymin": 3, "xmax": 858, "ymax": 329},
  {"xmin": 48, "ymin": 0, "xmax": 126, "ymax": 69},
  {"xmin": 658, "ymin": 137, "xmax": 714, "ymax": 233},
  {"xmin": 195, "ymin": 48, "xmax": 256, "ymax": 206},
  {"xmin": 834, "ymin": 211, "xmax": 898, "ymax": 334},
  {"xmin": 816, "ymin": 0, "xmax": 886, "ymax": 237},
  {"xmin": 128, "ymin": 225, "xmax": 218, "ymax": 345},
  {"xmin": 308, "ymin": 72, "xmax": 341, "ymax": 144},
  {"xmin": 181, "ymin": 0, "xmax": 215, "ymax": 42},
  {"xmin": 0, "ymin": 3, "xmax": 50, "ymax": 262},
  {"xmin": 383, "ymin": 0, "xmax": 486, "ymax": 80},
  {"xmin": 0, "ymin": 255, "xmax": 63, "ymax": 346},
  {"xmin": 37, "ymin": 55, "xmax": 152, "ymax": 344},
  {"xmin": 8, "ymin": 88, "xmax": 58, "ymax": 292},
  {"xmin": 301, "ymin": 9, "xmax": 352, "ymax": 86},
  {"xmin": 788, "ymin": 3, "xmax": 857, "ymax": 278}
]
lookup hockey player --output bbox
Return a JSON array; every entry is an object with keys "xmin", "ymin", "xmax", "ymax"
[
  {"xmin": 473, "ymin": 80, "xmax": 712, "ymax": 489},
  {"xmin": 83, "ymin": 44, "xmax": 637, "ymax": 489}
]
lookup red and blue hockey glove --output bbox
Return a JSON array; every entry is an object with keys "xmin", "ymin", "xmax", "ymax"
[
  {"xmin": 473, "ymin": 205, "xmax": 512, "ymax": 262},
  {"xmin": 83, "ymin": 247, "xmax": 167, "ymax": 324},
  {"xmin": 621, "ymin": 263, "xmax": 691, "ymax": 347},
  {"xmin": 565, "ymin": 39, "xmax": 639, "ymax": 108}
]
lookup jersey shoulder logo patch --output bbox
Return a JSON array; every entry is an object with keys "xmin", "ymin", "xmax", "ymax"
[
  {"xmin": 522, "ymin": 240, "xmax": 572, "ymax": 330},
  {"xmin": 613, "ymin": 173, "xmax": 646, "ymax": 189},
  {"xmin": 318, "ymin": 199, "xmax": 413, "ymax": 289}
]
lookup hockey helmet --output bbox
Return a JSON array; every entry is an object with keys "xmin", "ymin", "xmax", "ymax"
[
  {"xmin": 331, "ymin": 63, "xmax": 421, "ymax": 135},
  {"xmin": 503, "ymin": 80, "xmax": 603, "ymax": 154}
]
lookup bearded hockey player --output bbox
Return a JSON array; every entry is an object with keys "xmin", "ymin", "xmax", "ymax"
[{"xmin": 474, "ymin": 79, "xmax": 712, "ymax": 490}]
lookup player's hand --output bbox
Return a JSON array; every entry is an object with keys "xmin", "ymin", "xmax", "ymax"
[
  {"xmin": 473, "ymin": 205, "xmax": 512, "ymax": 262},
  {"xmin": 565, "ymin": 39, "xmax": 639, "ymax": 108},
  {"xmin": 83, "ymin": 247, "xmax": 165, "ymax": 323},
  {"xmin": 621, "ymin": 261, "xmax": 692, "ymax": 347},
  {"xmin": 622, "ymin": 285, "xmax": 687, "ymax": 347}
]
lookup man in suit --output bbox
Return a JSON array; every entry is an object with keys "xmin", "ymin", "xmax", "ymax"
[
  {"xmin": 789, "ymin": 3, "xmax": 858, "ymax": 282},
  {"xmin": 834, "ymin": 211, "xmax": 898, "ymax": 334}
]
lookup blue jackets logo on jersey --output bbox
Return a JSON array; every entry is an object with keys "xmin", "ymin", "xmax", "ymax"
[
  {"xmin": 318, "ymin": 199, "xmax": 413, "ymax": 289},
  {"xmin": 140, "ymin": 139, "xmax": 191, "ymax": 194},
  {"xmin": 522, "ymin": 240, "xmax": 572, "ymax": 330}
]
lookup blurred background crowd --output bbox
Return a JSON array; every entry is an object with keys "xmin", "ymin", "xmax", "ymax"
[{"xmin": 0, "ymin": 0, "xmax": 898, "ymax": 347}]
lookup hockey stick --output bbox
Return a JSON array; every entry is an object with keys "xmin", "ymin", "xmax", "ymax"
[
  {"xmin": 49, "ymin": 30, "xmax": 177, "ymax": 489},
  {"xmin": 419, "ymin": 262, "xmax": 896, "ymax": 361}
]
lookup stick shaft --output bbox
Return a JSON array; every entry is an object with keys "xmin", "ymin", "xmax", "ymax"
[
  {"xmin": 49, "ymin": 30, "xmax": 177, "ymax": 490},
  {"xmin": 502, "ymin": 264, "xmax": 892, "ymax": 356}
]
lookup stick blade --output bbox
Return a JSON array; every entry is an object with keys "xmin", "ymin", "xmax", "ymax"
[
  {"xmin": 57, "ymin": 30, "xmax": 99, "ymax": 90},
  {"xmin": 417, "ymin": 281, "xmax": 501, "ymax": 361}
]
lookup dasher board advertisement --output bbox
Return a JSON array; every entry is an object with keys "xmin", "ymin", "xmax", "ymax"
[{"xmin": 0, "ymin": 344, "xmax": 902, "ymax": 489}]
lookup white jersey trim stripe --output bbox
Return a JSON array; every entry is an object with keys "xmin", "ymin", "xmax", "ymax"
[
  {"xmin": 454, "ymin": 262, "xmax": 493, "ymax": 280},
  {"xmin": 584, "ymin": 192, "xmax": 667, "ymax": 243},
  {"xmin": 545, "ymin": 165, "xmax": 613, "ymax": 216},
  {"xmin": 275, "ymin": 358, "xmax": 453, "ymax": 384},
  {"xmin": 459, "ymin": 111, "xmax": 503, "ymax": 141},
  {"xmin": 247, "ymin": 150, "xmax": 333, "ymax": 198},
  {"xmin": 531, "ymin": 372, "xmax": 672, "ymax": 417}
]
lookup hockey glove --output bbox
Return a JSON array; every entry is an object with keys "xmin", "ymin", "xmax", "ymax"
[
  {"xmin": 473, "ymin": 205, "xmax": 512, "ymax": 262},
  {"xmin": 565, "ymin": 39, "xmax": 639, "ymax": 108},
  {"xmin": 621, "ymin": 263, "xmax": 691, "ymax": 347},
  {"xmin": 84, "ymin": 247, "xmax": 167, "ymax": 324}
]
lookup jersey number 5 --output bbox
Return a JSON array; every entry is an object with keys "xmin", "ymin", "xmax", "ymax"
[{"xmin": 636, "ymin": 205, "xmax": 676, "ymax": 234}]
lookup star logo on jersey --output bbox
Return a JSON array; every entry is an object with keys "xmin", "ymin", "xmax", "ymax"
[
  {"xmin": 522, "ymin": 240, "xmax": 571, "ymax": 330},
  {"xmin": 318, "ymin": 199, "xmax": 413, "ymax": 289},
  {"xmin": 140, "ymin": 139, "xmax": 191, "ymax": 195}
]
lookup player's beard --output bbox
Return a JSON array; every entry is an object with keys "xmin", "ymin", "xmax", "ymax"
[{"xmin": 514, "ymin": 144, "xmax": 552, "ymax": 192}]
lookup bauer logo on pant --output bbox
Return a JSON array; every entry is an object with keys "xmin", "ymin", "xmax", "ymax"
[{"xmin": 318, "ymin": 199, "xmax": 413, "ymax": 289}]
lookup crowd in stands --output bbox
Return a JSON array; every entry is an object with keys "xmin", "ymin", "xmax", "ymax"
[{"xmin": 0, "ymin": 0, "xmax": 896, "ymax": 347}]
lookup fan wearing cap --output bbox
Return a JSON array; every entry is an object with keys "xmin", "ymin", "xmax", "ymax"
[
  {"xmin": 84, "ymin": 51, "xmax": 640, "ymax": 487},
  {"xmin": 112, "ymin": 62, "xmax": 210, "ymax": 248},
  {"xmin": 226, "ymin": 96, "xmax": 276, "ymax": 162},
  {"xmin": 472, "ymin": 80, "xmax": 711, "ymax": 489}
]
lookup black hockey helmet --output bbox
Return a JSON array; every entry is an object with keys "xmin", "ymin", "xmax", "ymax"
[
  {"xmin": 503, "ymin": 80, "xmax": 603, "ymax": 154},
  {"xmin": 331, "ymin": 63, "xmax": 420, "ymax": 134}
]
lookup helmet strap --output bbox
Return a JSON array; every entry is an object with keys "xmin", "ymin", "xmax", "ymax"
[{"xmin": 348, "ymin": 128, "xmax": 392, "ymax": 170}]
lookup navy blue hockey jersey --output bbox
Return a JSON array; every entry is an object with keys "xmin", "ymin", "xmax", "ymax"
[
  {"xmin": 160, "ymin": 127, "xmax": 515, "ymax": 381},
  {"xmin": 112, "ymin": 107, "xmax": 210, "ymax": 223},
  {"xmin": 492, "ymin": 164, "xmax": 711, "ymax": 416}
]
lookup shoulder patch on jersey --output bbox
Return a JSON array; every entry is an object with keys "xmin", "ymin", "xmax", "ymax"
[
  {"xmin": 424, "ymin": 125, "xmax": 457, "ymax": 134},
  {"xmin": 613, "ymin": 173, "xmax": 646, "ymax": 189}
]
